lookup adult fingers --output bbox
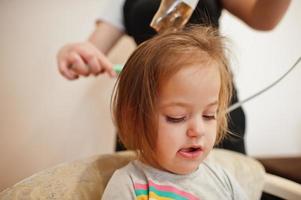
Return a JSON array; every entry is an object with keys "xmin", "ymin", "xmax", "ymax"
[
  {"xmin": 97, "ymin": 52, "xmax": 116, "ymax": 78},
  {"xmin": 78, "ymin": 46, "xmax": 116, "ymax": 78},
  {"xmin": 69, "ymin": 52, "xmax": 90, "ymax": 77},
  {"xmin": 58, "ymin": 58, "xmax": 79, "ymax": 80},
  {"xmin": 85, "ymin": 56, "xmax": 101, "ymax": 75},
  {"xmin": 75, "ymin": 45, "xmax": 103, "ymax": 76}
]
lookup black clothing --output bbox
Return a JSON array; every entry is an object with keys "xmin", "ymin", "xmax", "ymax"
[{"xmin": 123, "ymin": 0, "xmax": 222, "ymax": 44}]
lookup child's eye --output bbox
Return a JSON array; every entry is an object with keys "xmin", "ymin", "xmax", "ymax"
[
  {"xmin": 203, "ymin": 115, "xmax": 216, "ymax": 120},
  {"xmin": 165, "ymin": 116, "xmax": 186, "ymax": 123}
]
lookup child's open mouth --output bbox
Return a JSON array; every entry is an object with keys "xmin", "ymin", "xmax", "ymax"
[{"xmin": 178, "ymin": 146, "xmax": 203, "ymax": 159}]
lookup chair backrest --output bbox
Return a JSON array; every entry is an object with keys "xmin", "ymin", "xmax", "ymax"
[
  {"xmin": 0, "ymin": 150, "xmax": 265, "ymax": 200},
  {"xmin": 207, "ymin": 149, "xmax": 265, "ymax": 200},
  {"xmin": 0, "ymin": 151, "xmax": 136, "ymax": 200}
]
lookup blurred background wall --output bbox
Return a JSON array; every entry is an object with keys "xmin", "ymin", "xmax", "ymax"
[
  {"xmin": 0, "ymin": 0, "xmax": 300, "ymax": 191},
  {"xmin": 220, "ymin": 1, "xmax": 301, "ymax": 156}
]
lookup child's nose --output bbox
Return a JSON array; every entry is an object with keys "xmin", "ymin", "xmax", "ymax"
[{"xmin": 186, "ymin": 117, "xmax": 205, "ymax": 138}]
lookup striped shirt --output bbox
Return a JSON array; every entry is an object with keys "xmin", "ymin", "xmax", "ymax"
[{"xmin": 102, "ymin": 160, "xmax": 247, "ymax": 200}]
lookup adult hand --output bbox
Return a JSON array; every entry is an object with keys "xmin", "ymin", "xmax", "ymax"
[{"xmin": 57, "ymin": 41, "xmax": 116, "ymax": 80}]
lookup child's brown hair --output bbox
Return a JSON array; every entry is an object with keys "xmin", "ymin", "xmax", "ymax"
[{"xmin": 112, "ymin": 25, "xmax": 232, "ymax": 164}]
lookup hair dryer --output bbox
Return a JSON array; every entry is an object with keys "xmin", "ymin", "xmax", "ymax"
[{"xmin": 150, "ymin": 0, "xmax": 199, "ymax": 33}]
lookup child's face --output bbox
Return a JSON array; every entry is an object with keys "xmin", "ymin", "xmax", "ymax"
[{"xmin": 155, "ymin": 62, "xmax": 220, "ymax": 175}]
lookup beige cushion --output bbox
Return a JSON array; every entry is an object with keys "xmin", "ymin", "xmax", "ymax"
[
  {"xmin": 208, "ymin": 149, "xmax": 265, "ymax": 200},
  {"xmin": 0, "ymin": 151, "xmax": 135, "ymax": 200},
  {"xmin": 0, "ymin": 149, "xmax": 265, "ymax": 200}
]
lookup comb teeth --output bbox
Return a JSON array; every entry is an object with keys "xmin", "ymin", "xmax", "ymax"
[{"xmin": 113, "ymin": 64, "xmax": 124, "ymax": 74}]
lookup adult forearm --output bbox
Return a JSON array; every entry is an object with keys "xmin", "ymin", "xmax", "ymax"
[
  {"xmin": 222, "ymin": 0, "xmax": 291, "ymax": 30},
  {"xmin": 88, "ymin": 21, "xmax": 124, "ymax": 54},
  {"xmin": 251, "ymin": 0, "xmax": 291, "ymax": 30}
]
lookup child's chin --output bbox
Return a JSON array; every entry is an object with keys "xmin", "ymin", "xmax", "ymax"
[{"xmin": 169, "ymin": 165, "xmax": 199, "ymax": 175}]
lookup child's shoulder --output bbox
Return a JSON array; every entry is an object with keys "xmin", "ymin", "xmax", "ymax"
[
  {"xmin": 102, "ymin": 161, "xmax": 138, "ymax": 199},
  {"xmin": 201, "ymin": 160, "xmax": 235, "ymax": 189},
  {"xmin": 201, "ymin": 160, "xmax": 248, "ymax": 199},
  {"xmin": 202, "ymin": 159, "xmax": 229, "ymax": 176},
  {"xmin": 110, "ymin": 159, "xmax": 145, "ymax": 180},
  {"xmin": 102, "ymin": 160, "xmax": 143, "ymax": 199},
  {"xmin": 111, "ymin": 159, "xmax": 137, "ymax": 175}
]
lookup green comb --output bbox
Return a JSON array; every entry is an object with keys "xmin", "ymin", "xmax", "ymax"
[{"xmin": 113, "ymin": 64, "xmax": 124, "ymax": 74}]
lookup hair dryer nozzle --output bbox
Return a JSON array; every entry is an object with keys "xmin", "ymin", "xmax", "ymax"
[{"xmin": 150, "ymin": 0, "xmax": 199, "ymax": 33}]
